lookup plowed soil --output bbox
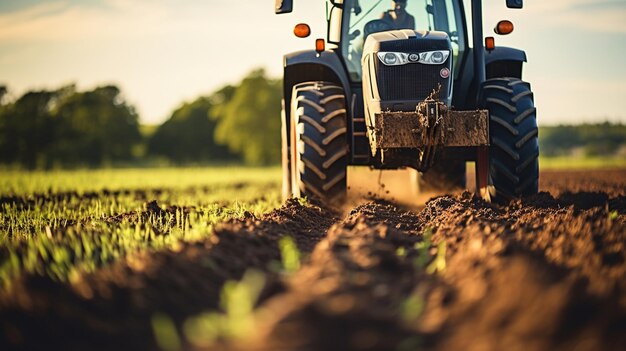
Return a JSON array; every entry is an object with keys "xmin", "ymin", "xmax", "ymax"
[{"xmin": 2, "ymin": 169, "xmax": 625, "ymax": 351}]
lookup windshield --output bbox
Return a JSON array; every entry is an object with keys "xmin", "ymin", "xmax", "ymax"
[{"xmin": 341, "ymin": 0, "xmax": 466, "ymax": 81}]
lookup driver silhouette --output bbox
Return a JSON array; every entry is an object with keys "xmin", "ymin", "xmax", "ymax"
[{"xmin": 381, "ymin": 0, "xmax": 415, "ymax": 30}]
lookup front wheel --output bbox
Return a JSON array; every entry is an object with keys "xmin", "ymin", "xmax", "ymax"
[
  {"xmin": 289, "ymin": 82, "xmax": 348, "ymax": 205},
  {"xmin": 481, "ymin": 78, "xmax": 539, "ymax": 201}
]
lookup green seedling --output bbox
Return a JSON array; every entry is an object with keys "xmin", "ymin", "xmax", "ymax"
[
  {"xmin": 151, "ymin": 312, "xmax": 181, "ymax": 351},
  {"xmin": 278, "ymin": 235, "xmax": 301, "ymax": 273},
  {"xmin": 413, "ymin": 227, "xmax": 433, "ymax": 269},
  {"xmin": 426, "ymin": 241, "xmax": 447, "ymax": 274},
  {"xmin": 220, "ymin": 269, "xmax": 266, "ymax": 337},
  {"xmin": 400, "ymin": 293, "xmax": 424, "ymax": 322},
  {"xmin": 183, "ymin": 269, "xmax": 266, "ymax": 346},
  {"xmin": 297, "ymin": 196, "xmax": 308, "ymax": 207},
  {"xmin": 396, "ymin": 336, "xmax": 422, "ymax": 351}
]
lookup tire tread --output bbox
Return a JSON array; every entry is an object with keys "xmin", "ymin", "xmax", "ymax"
[
  {"xmin": 482, "ymin": 78, "xmax": 539, "ymax": 201},
  {"xmin": 291, "ymin": 82, "xmax": 348, "ymax": 204}
]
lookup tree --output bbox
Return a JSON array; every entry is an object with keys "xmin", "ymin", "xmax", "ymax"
[
  {"xmin": 0, "ymin": 86, "xmax": 7, "ymax": 105},
  {"xmin": 214, "ymin": 69, "xmax": 282, "ymax": 165},
  {"xmin": 148, "ymin": 96, "xmax": 235, "ymax": 163},
  {"xmin": 0, "ymin": 89, "xmax": 59, "ymax": 168},
  {"xmin": 539, "ymin": 122, "xmax": 626, "ymax": 156},
  {"xmin": 210, "ymin": 84, "xmax": 236, "ymax": 107},
  {"xmin": 50, "ymin": 85, "xmax": 142, "ymax": 166}
]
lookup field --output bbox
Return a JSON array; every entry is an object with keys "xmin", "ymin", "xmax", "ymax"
[
  {"xmin": 538, "ymin": 156, "xmax": 626, "ymax": 169},
  {"xmin": 1, "ymin": 165, "xmax": 625, "ymax": 350}
]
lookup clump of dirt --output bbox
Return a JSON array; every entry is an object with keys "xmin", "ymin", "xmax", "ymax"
[{"xmin": 346, "ymin": 199, "xmax": 423, "ymax": 233}]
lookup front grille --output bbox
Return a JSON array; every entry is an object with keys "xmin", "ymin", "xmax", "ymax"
[{"xmin": 375, "ymin": 59, "xmax": 449, "ymax": 101}]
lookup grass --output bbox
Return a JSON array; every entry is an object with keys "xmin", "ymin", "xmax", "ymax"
[
  {"xmin": 0, "ymin": 167, "xmax": 282, "ymax": 288},
  {"xmin": 539, "ymin": 156, "xmax": 626, "ymax": 169},
  {"xmin": 278, "ymin": 235, "xmax": 301, "ymax": 274},
  {"xmin": 0, "ymin": 166, "xmax": 281, "ymax": 195}
]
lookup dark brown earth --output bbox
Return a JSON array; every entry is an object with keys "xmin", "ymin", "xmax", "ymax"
[{"xmin": 1, "ymin": 169, "xmax": 626, "ymax": 351}]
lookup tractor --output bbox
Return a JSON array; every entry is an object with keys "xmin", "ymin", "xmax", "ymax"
[{"xmin": 276, "ymin": 0, "xmax": 538, "ymax": 204}]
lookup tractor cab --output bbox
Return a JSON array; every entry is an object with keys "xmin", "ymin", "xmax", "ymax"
[{"xmin": 336, "ymin": 0, "xmax": 466, "ymax": 82}]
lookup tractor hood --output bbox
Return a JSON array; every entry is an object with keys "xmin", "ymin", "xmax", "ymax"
[
  {"xmin": 363, "ymin": 30, "xmax": 451, "ymax": 54},
  {"xmin": 361, "ymin": 29, "xmax": 454, "ymax": 157},
  {"xmin": 361, "ymin": 28, "xmax": 453, "ymax": 108}
]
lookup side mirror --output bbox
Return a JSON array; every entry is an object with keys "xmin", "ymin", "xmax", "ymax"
[
  {"xmin": 275, "ymin": 0, "xmax": 293, "ymax": 14},
  {"xmin": 506, "ymin": 0, "xmax": 523, "ymax": 9}
]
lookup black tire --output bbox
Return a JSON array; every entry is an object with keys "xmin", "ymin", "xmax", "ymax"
[
  {"xmin": 481, "ymin": 78, "xmax": 539, "ymax": 201},
  {"xmin": 290, "ymin": 82, "xmax": 348, "ymax": 204}
]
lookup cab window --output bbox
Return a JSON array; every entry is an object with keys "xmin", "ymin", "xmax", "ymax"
[{"xmin": 341, "ymin": 0, "xmax": 466, "ymax": 81}]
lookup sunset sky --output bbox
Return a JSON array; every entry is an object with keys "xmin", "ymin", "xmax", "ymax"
[{"xmin": 0, "ymin": 0, "xmax": 625, "ymax": 125}]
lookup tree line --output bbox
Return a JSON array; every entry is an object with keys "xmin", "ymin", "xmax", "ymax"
[
  {"xmin": 1, "ymin": 69, "xmax": 624, "ymax": 169},
  {"xmin": 0, "ymin": 69, "xmax": 281, "ymax": 169},
  {"xmin": 539, "ymin": 122, "xmax": 626, "ymax": 157}
]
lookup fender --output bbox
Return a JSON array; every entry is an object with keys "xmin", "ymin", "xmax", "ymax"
[
  {"xmin": 283, "ymin": 50, "xmax": 351, "ymax": 119},
  {"xmin": 484, "ymin": 46, "xmax": 527, "ymax": 79},
  {"xmin": 282, "ymin": 49, "xmax": 352, "ymax": 150},
  {"xmin": 452, "ymin": 46, "xmax": 527, "ymax": 109}
]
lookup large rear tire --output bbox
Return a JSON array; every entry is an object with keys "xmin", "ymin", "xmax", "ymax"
[
  {"xmin": 481, "ymin": 78, "xmax": 539, "ymax": 201},
  {"xmin": 289, "ymin": 82, "xmax": 348, "ymax": 205}
]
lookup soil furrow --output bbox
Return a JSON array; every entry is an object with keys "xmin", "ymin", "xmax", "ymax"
[
  {"xmin": 0, "ymin": 199, "xmax": 337, "ymax": 350},
  {"xmin": 232, "ymin": 191, "xmax": 626, "ymax": 351},
  {"xmin": 418, "ymin": 193, "xmax": 626, "ymax": 351},
  {"xmin": 240, "ymin": 201, "xmax": 436, "ymax": 351}
]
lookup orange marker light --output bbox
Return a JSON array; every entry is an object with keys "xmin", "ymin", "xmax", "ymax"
[
  {"xmin": 293, "ymin": 23, "xmax": 311, "ymax": 38},
  {"xmin": 485, "ymin": 37, "xmax": 495, "ymax": 51},
  {"xmin": 315, "ymin": 38, "xmax": 325, "ymax": 53},
  {"xmin": 494, "ymin": 20, "xmax": 514, "ymax": 35}
]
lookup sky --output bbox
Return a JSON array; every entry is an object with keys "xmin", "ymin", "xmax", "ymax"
[{"xmin": 0, "ymin": 0, "xmax": 625, "ymax": 126}]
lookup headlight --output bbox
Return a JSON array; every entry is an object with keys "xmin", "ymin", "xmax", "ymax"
[
  {"xmin": 377, "ymin": 50, "xmax": 450, "ymax": 66},
  {"xmin": 377, "ymin": 52, "xmax": 409, "ymax": 66},
  {"xmin": 419, "ymin": 50, "xmax": 450, "ymax": 65}
]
